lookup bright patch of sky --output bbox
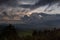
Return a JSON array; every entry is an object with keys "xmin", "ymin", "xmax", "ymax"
[
  {"xmin": 17, "ymin": 0, "xmax": 60, "ymax": 15},
  {"xmin": 18, "ymin": 0, "xmax": 38, "ymax": 5},
  {"xmin": 29, "ymin": 3, "xmax": 60, "ymax": 14}
]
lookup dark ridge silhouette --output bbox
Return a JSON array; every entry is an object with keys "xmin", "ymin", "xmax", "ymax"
[
  {"xmin": 0, "ymin": 24, "xmax": 60, "ymax": 40},
  {"xmin": 0, "ymin": 24, "xmax": 20, "ymax": 40}
]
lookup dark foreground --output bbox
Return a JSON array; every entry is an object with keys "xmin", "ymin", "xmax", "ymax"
[{"xmin": 0, "ymin": 24, "xmax": 60, "ymax": 40}]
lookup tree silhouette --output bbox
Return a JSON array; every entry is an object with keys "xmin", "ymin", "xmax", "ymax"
[
  {"xmin": 0, "ymin": 24, "xmax": 20, "ymax": 40},
  {"xmin": 32, "ymin": 30, "xmax": 37, "ymax": 36},
  {"xmin": 32, "ymin": 30, "xmax": 37, "ymax": 40}
]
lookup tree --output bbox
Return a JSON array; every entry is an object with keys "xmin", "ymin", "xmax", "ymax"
[{"xmin": 0, "ymin": 24, "xmax": 20, "ymax": 40}]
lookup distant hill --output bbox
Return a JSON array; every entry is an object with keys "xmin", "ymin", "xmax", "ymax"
[
  {"xmin": 22, "ymin": 12, "xmax": 60, "ymax": 24},
  {"xmin": 19, "ymin": 12, "xmax": 60, "ymax": 30},
  {"xmin": 1, "ymin": 12, "xmax": 60, "ymax": 30}
]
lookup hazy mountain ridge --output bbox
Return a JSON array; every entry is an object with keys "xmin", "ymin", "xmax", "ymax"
[
  {"xmin": 1, "ymin": 12, "xmax": 60, "ymax": 30},
  {"xmin": 22, "ymin": 13, "xmax": 60, "ymax": 24},
  {"xmin": 7, "ymin": 12, "xmax": 60, "ymax": 30}
]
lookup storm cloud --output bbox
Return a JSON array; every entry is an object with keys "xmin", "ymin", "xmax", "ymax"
[
  {"xmin": 30, "ymin": 0, "xmax": 60, "ymax": 11},
  {"xmin": 0, "ymin": 0, "xmax": 18, "ymax": 7},
  {"xmin": 0, "ymin": 0, "xmax": 60, "ymax": 20}
]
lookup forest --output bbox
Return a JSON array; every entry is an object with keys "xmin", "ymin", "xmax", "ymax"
[{"xmin": 0, "ymin": 24, "xmax": 60, "ymax": 40}]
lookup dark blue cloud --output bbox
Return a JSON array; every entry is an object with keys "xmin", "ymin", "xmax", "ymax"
[
  {"xmin": 35, "ymin": 0, "xmax": 60, "ymax": 6},
  {"xmin": 0, "ymin": 0, "xmax": 18, "ymax": 7},
  {"xmin": 0, "ymin": 0, "xmax": 9, "ymax": 3},
  {"xmin": 19, "ymin": 4, "xmax": 32, "ymax": 8},
  {"xmin": 30, "ymin": 0, "xmax": 60, "ymax": 10}
]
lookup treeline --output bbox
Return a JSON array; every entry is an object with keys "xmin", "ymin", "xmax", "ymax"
[
  {"xmin": 0, "ymin": 24, "xmax": 60, "ymax": 40},
  {"xmin": 20, "ymin": 28, "xmax": 60, "ymax": 40}
]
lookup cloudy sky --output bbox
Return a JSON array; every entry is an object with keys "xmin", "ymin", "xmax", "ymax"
[{"xmin": 0, "ymin": 0, "xmax": 60, "ymax": 21}]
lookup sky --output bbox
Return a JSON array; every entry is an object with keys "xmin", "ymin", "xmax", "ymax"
[{"xmin": 0, "ymin": 0, "xmax": 60, "ymax": 21}]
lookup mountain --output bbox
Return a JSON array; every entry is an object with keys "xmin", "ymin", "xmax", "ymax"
[
  {"xmin": 20, "ymin": 12, "xmax": 60, "ymax": 30},
  {"xmin": 22, "ymin": 13, "xmax": 60, "ymax": 24},
  {"xmin": 1, "ymin": 13, "xmax": 60, "ymax": 30}
]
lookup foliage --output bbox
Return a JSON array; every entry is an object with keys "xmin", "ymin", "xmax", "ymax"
[{"xmin": 0, "ymin": 24, "xmax": 60, "ymax": 40}]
